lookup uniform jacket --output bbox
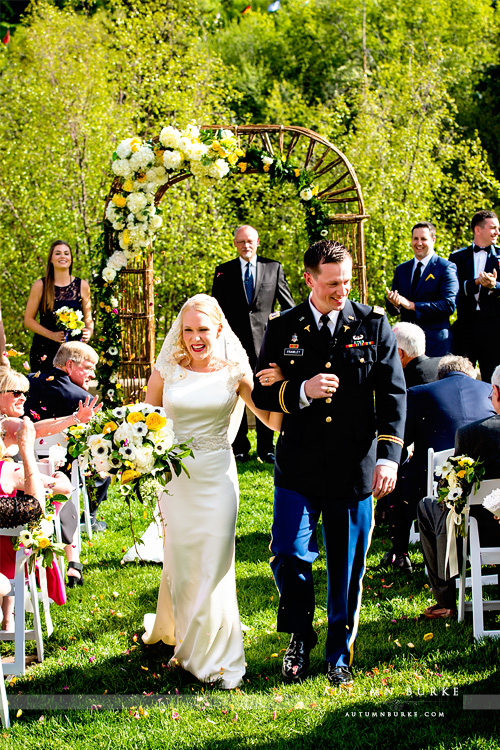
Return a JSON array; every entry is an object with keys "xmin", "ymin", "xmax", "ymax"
[
  {"xmin": 212, "ymin": 256, "xmax": 294, "ymax": 366},
  {"xmin": 252, "ymin": 299, "xmax": 406, "ymax": 499},
  {"xmin": 25, "ymin": 368, "xmax": 89, "ymax": 419},
  {"xmin": 401, "ymin": 372, "xmax": 495, "ymax": 500},
  {"xmin": 386, "ymin": 254, "xmax": 458, "ymax": 356},
  {"xmin": 449, "ymin": 244, "xmax": 500, "ymax": 322}
]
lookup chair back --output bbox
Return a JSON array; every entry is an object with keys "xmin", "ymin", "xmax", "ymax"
[
  {"xmin": 427, "ymin": 447, "xmax": 455, "ymax": 497},
  {"xmin": 466, "ymin": 478, "xmax": 500, "ymax": 506}
]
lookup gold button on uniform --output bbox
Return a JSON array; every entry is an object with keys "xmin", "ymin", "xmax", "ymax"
[
  {"xmin": 326, "ymin": 416, "xmax": 332, "ymax": 423},
  {"xmin": 325, "ymin": 362, "xmax": 331, "ymax": 368},
  {"xmin": 290, "ymin": 360, "xmax": 295, "ymax": 364},
  {"xmin": 326, "ymin": 397, "xmax": 332, "ymax": 404},
  {"xmin": 360, "ymin": 358, "xmax": 365, "ymax": 364}
]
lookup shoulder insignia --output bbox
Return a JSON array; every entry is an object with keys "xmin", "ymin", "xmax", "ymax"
[
  {"xmin": 372, "ymin": 306, "xmax": 385, "ymax": 316},
  {"xmin": 269, "ymin": 311, "xmax": 280, "ymax": 320}
]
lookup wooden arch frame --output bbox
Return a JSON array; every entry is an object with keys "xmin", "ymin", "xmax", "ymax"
[{"xmin": 103, "ymin": 124, "xmax": 369, "ymax": 400}]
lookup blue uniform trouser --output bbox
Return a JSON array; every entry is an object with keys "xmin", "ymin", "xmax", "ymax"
[{"xmin": 270, "ymin": 487, "xmax": 374, "ymax": 667}]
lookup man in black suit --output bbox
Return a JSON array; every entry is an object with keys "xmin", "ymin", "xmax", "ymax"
[
  {"xmin": 386, "ymin": 222, "xmax": 458, "ymax": 356},
  {"xmin": 449, "ymin": 210, "xmax": 500, "ymax": 382},
  {"xmin": 25, "ymin": 341, "xmax": 109, "ymax": 533},
  {"xmin": 212, "ymin": 224, "xmax": 294, "ymax": 462},
  {"xmin": 417, "ymin": 364, "xmax": 500, "ymax": 618},
  {"xmin": 393, "ymin": 322, "xmax": 440, "ymax": 388},
  {"xmin": 382, "ymin": 355, "xmax": 495, "ymax": 573},
  {"xmin": 252, "ymin": 240, "xmax": 406, "ymax": 686}
]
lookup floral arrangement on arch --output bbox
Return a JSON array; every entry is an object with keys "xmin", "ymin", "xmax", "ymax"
[{"xmin": 96, "ymin": 122, "xmax": 331, "ymax": 405}]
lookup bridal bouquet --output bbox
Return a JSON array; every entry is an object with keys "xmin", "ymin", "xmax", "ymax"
[
  {"xmin": 12, "ymin": 498, "xmax": 68, "ymax": 573},
  {"xmin": 435, "ymin": 454, "xmax": 485, "ymax": 537},
  {"xmin": 66, "ymin": 403, "xmax": 193, "ymax": 497},
  {"xmin": 54, "ymin": 306, "xmax": 85, "ymax": 337}
]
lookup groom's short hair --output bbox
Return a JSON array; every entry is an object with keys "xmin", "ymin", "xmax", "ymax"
[{"xmin": 304, "ymin": 240, "xmax": 352, "ymax": 276}]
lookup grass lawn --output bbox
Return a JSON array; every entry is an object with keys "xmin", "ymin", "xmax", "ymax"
[{"xmin": 1, "ymin": 454, "xmax": 500, "ymax": 749}]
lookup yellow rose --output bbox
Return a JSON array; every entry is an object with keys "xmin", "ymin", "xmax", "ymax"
[
  {"xmin": 103, "ymin": 421, "xmax": 118, "ymax": 434},
  {"xmin": 130, "ymin": 137, "xmax": 142, "ymax": 152},
  {"xmin": 238, "ymin": 163, "xmax": 248, "ymax": 172},
  {"xmin": 263, "ymin": 164, "xmax": 270, "ymax": 172},
  {"xmin": 38, "ymin": 537, "xmax": 50, "ymax": 549},
  {"xmin": 105, "ymin": 306, "xmax": 111, "ymax": 313},
  {"xmin": 127, "ymin": 412, "xmax": 145, "ymax": 424},
  {"xmin": 123, "ymin": 179, "xmax": 134, "ymax": 192},
  {"xmin": 294, "ymin": 169, "xmax": 300, "ymax": 177},
  {"xmin": 236, "ymin": 149, "xmax": 245, "ymax": 157},
  {"xmin": 145, "ymin": 412, "xmax": 167, "ymax": 431},
  {"xmin": 155, "ymin": 149, "xmax": 165, "ymax": 160},
  {"xmin": 121, "ymin": 229, "xmax": 130, "ymax": 246},
  {"xmin": 457, "ymin": 470, "xmax": 466, "ymax": 478},
  {"xmin": 227, "ymin": 153, "xmax": 238, "ymax": 165},
  {"xmin": 211, "ymin": 140, "xmax": 220, "ymax": 150},
  {"xmin": 100, "ymin": 301, "xmax": 105, "ymax": 308},
  {"xmin": 112, "ymin": 194, "xmax": 127, "ymax": 208},
  {"xmin": 121, "ymin": 469, "xmax": 142, "ymax": 485}
]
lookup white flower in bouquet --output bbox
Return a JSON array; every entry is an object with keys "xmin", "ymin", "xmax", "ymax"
[
  {"xmin": 119, "ymin": 444, "xmax": 137, "ymax": 460},
  {"xmin": 20, "ymin": 529, "xmax": 33, "ymax": 545},
  {"xmin": 103, "ymin": 266, "xmax": 117, "ymax": 283},
  {"xmin": 114, "ymin": 421, "xmax": 136, "ymax": 444},
  {"xmin": 300, "ymin": 187, "xmax": 313, "ymax": 201},
  {"xmin": 208, "ymin": 158, "xmax": 230, "ymax": 180},
  {"xmin": 447, "ymin": 487, "xmax": 462, "ymax": 502},
  {"xmin": 112, "ymin": 159, "xmax": 132, "ymax": 178},
  {"xmin": 88, "ymin": 435, "xmax": 110, "ymax": 457},
  {"xmin": 107, "ymin": 346, "xmax": 119, "ymax": 356},
  {"xmin": 163, "ymin": 149, "xmax": 183, "ymax": 171},
  {"xmin": 112, "ymin": 406, "xmax": 126, "ymax": 419},
  {"xmin": 39, "ymin": 518, "xmax": 54, "ymax": 538},
  {"xmin": 94, "ymin": 457, "xmax": 112, "ymax": 474},
  {"xmin": 109, "ymin": 373, "xmax": 118, "ymax": 384},
  {"xmin": 159, "ymin": 125, "xmax": 182, "ymax": 150},
  {"xmin": 182, "ymin": 138, "xmax": 208, "ymax": 162},
  {"xmin": 220, "ymin": 128, "xmax": 235, "ymax": 141},
  {"xmin": 132, "ymin": 422, "xmax": 149, "ymax": 438},
  {"xmin": 146, "ymin": 166, "xmax": 166, "ymax": 181},
  {"xmin": 110, "ymin": 297, "xmax": 119, "ymax": 308},
  {"xmin": 134, "ymin": 445, "xmax": 155, "ymax": 472},
  {"xmin": 107, "ymin": 251, "xmax": 128, "ymax": 271},
  {"xmin": 129, "ymin": 145, "xmax": 155, "ymax": 172},
  {"xmin": 184, "ymin": 123, "xmax": 200, "ymax": 139},
  {"xmin": 106, "ymin": 389, "xmax": 115, "ymax": 399},
  {"xmin": 115, "ymin": 139, "xmax": 133, "ymax": 159},
  {"xmin": 126, "ymin": 192, "xmax": 148, "ymax": 215},
  {"xmin": 48, "ymin": 443, "xmax": 67, "ymax": 470},
  {"xmin": 150, "ymin": 215, "xmax": 163, "ymax": 231}
]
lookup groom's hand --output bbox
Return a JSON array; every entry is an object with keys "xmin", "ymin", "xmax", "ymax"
[
  {"xmin": 372, "ymin": 465, "xmax": 397, "ymax": 499},
  {"xmin": 304, "ymin": 373, "xmax": 339, "ymax": 399}
]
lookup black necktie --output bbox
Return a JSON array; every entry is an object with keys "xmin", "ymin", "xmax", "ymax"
[
  {"xmin": 244, "ymin": 262, "xmax": 254, "ymax": 303},
  {"xmin": 411, "ymin": 261, "xmax": 423, "ymax": 296},
  {"xmin": 319, "ymin": 314, "xmax": 331, "ymax": 345}
]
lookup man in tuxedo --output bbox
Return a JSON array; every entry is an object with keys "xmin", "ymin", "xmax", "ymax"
[
  {"xmin": 25, "ymin": 341, "xmax": 109, "ymax": 533},
  {"xmin": 417, "ymin": 364, "xmax": 500, "ymax": 618},
  {"xmin": 386, "ymin": 222, "xmax": 458, "ymax": 357},
  {"xmin": 252, "ymin": 240, "xmax": 406, "ymax": 685},
  {"xmin": 212, "ymin": 224, "xmax": 294, "ymax": 462},
  {"xmin": 393, "ymin": 322, "xmax": 440, "ymax": 388},
  {"xmin": 382, "ymin": 355, "xmax": 495, "ymax": 573},
  {"xmin": 449, "ymin": 210, "xmax": 500, "ymax": 383}
]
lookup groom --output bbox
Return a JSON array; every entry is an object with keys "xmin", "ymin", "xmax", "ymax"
[{"xmin": 253, "ymin": 239, "xmax": 406, "ymax": 685}]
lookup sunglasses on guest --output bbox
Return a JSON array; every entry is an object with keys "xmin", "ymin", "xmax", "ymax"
[{"xmin": 1, "ymin": 390, "xmax": 28, "ymax": 398}]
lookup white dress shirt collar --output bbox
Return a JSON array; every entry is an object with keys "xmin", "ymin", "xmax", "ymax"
[
  {"xmin": 308, "ymin": 295, "xmax": 340, "ymax": 334},
  {"xmin": 413, "ymin": 250, "xmax": 434, "ymax": 273}
]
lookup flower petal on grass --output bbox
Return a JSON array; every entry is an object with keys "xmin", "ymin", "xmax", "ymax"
[{"xmin": 423, "ymin": 633, "xmax": 434, "ymax": 642}]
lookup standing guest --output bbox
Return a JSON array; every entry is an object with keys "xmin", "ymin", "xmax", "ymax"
[
  {"xmin": 449, "ymin": 210, "xmax": 500, "ymax": 382},
  {"xmin": 386, "ymin": 222, "xmax": 458, "ymax": 357},
  {"xmin": 382, "ymin": 355, "xmax": 494, "ymax": 573},
  {"xmin": 417, "ymin": 364, "xmax": 500, "ymax": 619},
  {"xmin": 393, "ymin": 322, "xmax": 441, "ymax": 388},
  {"xmin": 212, "ymin": 224, "xmax": 294, "ymax": 463},
  {"xmin": 24, "ymin": 240, "xmax": 93, "ymax": 374},
  {"xmin": 252, "ymin": 240, "xmax": 406, "ymax": 686},
  {"xmin": 24, "ymin": 341, "xmax": 108, "ymax": 534}
]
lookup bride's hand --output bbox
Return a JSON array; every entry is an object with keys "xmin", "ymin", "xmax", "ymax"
[{"xmin": 256, "ymin": 363, "xmax": 284, "ymax": 386}]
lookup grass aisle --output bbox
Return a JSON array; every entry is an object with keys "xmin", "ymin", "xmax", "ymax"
[{"xmin": 1, "ymin": 458, "xmax": 500, "ymax": 749}]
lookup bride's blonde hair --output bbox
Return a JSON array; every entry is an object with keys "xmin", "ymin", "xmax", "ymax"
[{"xmin": 172, "ymin": 295, "xmax": 223, "ymax": 367}]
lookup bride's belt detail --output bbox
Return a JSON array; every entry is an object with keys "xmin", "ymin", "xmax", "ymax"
[{"xmin": 178, "ymin": 434, "xmax": 230, "ymax": 452}]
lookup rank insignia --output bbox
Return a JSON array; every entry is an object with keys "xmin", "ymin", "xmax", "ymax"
[
  {"xmin": 269, "ymin": 311, "xmax": 280, "ymax": 320},
  {"xmin": 348, "ymin": 315, "xmax": 355, "ymax": 321},
  {"xmin": 353, "ymin": 334, "xmax": 363, "ymax": 341},
  {"xmin": 372, "ymin": 305, "xmax": 385, "ymax": 316},
  {"xmin": 343, "ymin": 325, "xmax": 350, "ymax": 332},
  {"xmin": 425, "ymin": 273, "xmax": 435, "ymax": 281},
  {"xmin": 304, "ymin": 324, "xmax": 311, "ymax": 332}
]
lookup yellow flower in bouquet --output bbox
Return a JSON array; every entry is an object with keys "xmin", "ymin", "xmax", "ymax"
[
  {"xmin": 37, "ymin": 537, "xmax": 51, "ymax": 549},
  {"xmin": 127, "ymin": 412, "xmax": 145, "ymax": 424},
  {"xmin": 103, "ymin": 421, "xmax": 118, "ymax": 434},
  {"xmin": 121, "ymin": 469, "xmax": 142, "ymax": 485},
  {"xmin": 145, "ymin": 413, "xmax": 167, "ymax": 431}
]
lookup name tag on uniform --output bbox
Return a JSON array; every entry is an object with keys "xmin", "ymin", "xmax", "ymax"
[{"xmin": 284, "ymin": 348, "xmax": 304, "ymax": 356}]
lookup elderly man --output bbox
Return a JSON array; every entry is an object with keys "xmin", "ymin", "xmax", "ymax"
[
  {"xmin": 25, "ymin": 341, "xmax": 109, "ymax": 533},
  {"xmin": 383, "ymin": 355, "xmax": 495, "ymax": 573},
  {"xmin": 386, "ymin": 222, "xmax": 458, "ymax": 357},
  {"xmin": 393, "ymin": 322, "xmax": 441, "ymax": 388},
  {"xmin": 212, "ymin": 224, "xmax": 294, "ymax": 463},
  {"xmin": 449, "ymin": 210, "xmax": 500, "ymax": 383},
  {"xmin": 417, "ymin": 365, "xmax": 500, "ymax": 618},
  {"xmin": 253, "ymin": 239, "xmax": 406, "ymax": 686}
]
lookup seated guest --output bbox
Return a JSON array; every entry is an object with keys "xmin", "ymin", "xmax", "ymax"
[
  {"xmin": 24, "ymin": 342, "xmax": 109, "ymax": 533},
  {"xmin": 382, "ymin": 355, "xmax": 494, "ymax": 572},
  {"xmin": 0, "ymin": 417, "xmax": 57, "ymax": 629},
  {"xmin": 418, "ymin": 365, "xmax": 500, "ymax": 618},
  {"xmin": 393, "ymin": 322, "xmax": 441, "ymax": 388}
]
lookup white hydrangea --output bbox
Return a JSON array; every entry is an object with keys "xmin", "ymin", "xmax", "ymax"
[
  {"xmin": 129, "ymin": 146, "xmax": 155, "ymax": 172},
  {"xmin": 150, "ymin": 215, "xmax": 163, "ymax": 230},
  {"xmin": 107, "ymin": 251, "xmax": 128, "ymax": 271},
  {"xmin": 126, "ymin": 192, "xmax": 148, "ymax": 215},
  {"xmin": 220, "ymin": 129, "xmax": 234, "ymax": 140},
  {"xmin": 116, "ymin": 138, "xmax": 133, "ymax": 159},
  {"xmin": 184, "ymin": 123, "xmax": 200, "ymax": 139},
  {"xmin": 300, "ymin": 187, "xmax": 313, "ymax": 201},
  {"xmin": 112, "ymin": 159, "xmax": 132, "ymax": 178},
  {"xmin": 102, "ymin": 267, "xmax": 117, "ymax": 283},
  {"xmin": 183, "ymin": 140, "xmax": 208, "ymax": 162},
  {"xmin": 159, "ymin": 126, "xmax": 182, "ymax": 150},
  {"xmin": 208, "ymin": 158, "xmax": 230, "ymax": 179},
  {"xmin": 163, "ymin": 149, "xmax": 183, "ymax": 171}
]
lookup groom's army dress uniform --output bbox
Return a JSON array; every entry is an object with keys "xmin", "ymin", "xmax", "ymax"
[{"xmin": 253, "ymin": 298, "xmax": 406, "ymax": 667}]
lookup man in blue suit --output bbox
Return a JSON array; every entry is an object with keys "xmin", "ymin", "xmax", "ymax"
[
  {"xmin": 382, "ymin": 355, "xmax": 495, "ymax": 572},
  {"xmin": 448, "ymin": 210, "xmax": 500, "ymax": 383},
  {"xmin": 386, "ymin": 222, "xmax": 459, "ymax": 357}
]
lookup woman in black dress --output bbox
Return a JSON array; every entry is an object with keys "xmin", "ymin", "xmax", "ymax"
[{"xmin": 24, "ymin": 240, "xmax": 93, "ymax": 373}]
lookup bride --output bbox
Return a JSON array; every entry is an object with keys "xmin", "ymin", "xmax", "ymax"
[{"xmin": 142, "ymin": 294, "xmax": 281, "ymax": 688}]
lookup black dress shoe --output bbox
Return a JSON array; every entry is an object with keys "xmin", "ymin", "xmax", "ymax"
[
  {"xmin": 327, "ymin": 665, "xmax": 354, "ymax": 685},
  {"xmin": 380, "ymin": 551, "xmax": 413, "ymax": 573},
  {"xmin": 234, "ymin": 453, "xmax": 249, "ymax": 463},
  {"xmin": 282, "ymin": 631, "xmax": 318, "ymax": 682},
  {"xmin": 258, "ymin": 452, "xmax": 275, "ymax": 464}
]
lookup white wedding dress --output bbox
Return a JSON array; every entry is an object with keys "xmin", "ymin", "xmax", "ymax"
[{"xmin": 142, "ymin": 364, "xmax": 246, "ymax": 689}]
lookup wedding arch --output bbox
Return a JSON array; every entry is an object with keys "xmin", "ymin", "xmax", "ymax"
[{"xmin": 96, "ymin": 124, "xmax": 369, "ymax": 404}]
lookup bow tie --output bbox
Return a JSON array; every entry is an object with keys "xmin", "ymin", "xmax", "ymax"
[{"xmin": 474, "ymin": 245, "xmax": 489, "ymax": 253}]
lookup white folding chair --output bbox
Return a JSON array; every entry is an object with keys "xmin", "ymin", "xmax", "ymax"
[
  {"xmin": 0, "ymin": 526, "xmax": 44, "ymax": 677},
  {"xmin": 0, "ymin": 656, "xmax": 9, "ymax": 728},
  {"xmin": 408, "ymin": 447, "xmax": 456, "ymax": 545},
  {"xmin": 458, "ymin": 478, "xmax": 500, "ymax": 640}
]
